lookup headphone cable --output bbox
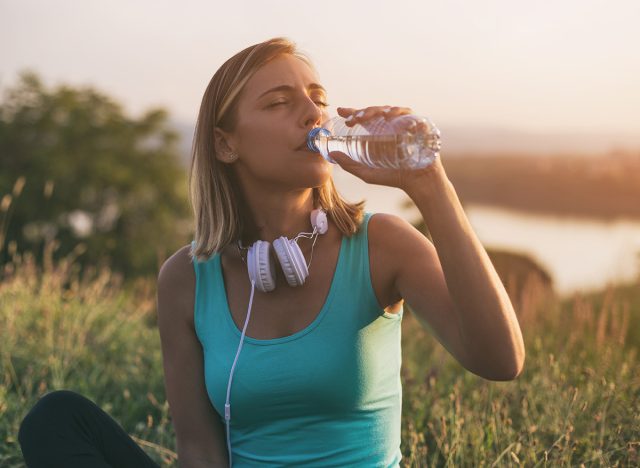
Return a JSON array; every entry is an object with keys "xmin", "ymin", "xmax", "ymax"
[{"xmin": 225, "ymin": 278, "xmax": 256, "ymax": 467}]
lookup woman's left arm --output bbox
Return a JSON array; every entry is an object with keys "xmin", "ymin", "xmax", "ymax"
[
  {"xmin": 401, "ymin": 157, "xmax": 525, "ymax": 380},
  {"xmin": 332, "ymin": 106, "xmax": 526, "ymax": 381}
]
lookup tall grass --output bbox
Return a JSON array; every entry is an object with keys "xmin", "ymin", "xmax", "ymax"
[
  {"xmin": 399, "ymin": 281, "xmax": 639, "ymax": 466},
  {"xmin": 1, "ymin": 241, "xmax": 639, "ymax": 466},
  {"xmin": 0, "ymin": 242, "xmax": 176, "ymax": 466}
]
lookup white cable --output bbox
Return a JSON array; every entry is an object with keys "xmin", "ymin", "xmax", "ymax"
[
  {"xmin": 294, "ymin": 228, "xmax": 320, "ymax": 270},
  {"xmin": 225, "ymin": 278, "xmax": 256, "ymax": 468},
  {"xmin": 307, "ymin": 229, "xmax": 320, "ymax": 269}
]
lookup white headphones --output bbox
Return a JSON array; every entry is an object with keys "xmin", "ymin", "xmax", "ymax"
[{"xmin": 241, "ymin": 208, "xmax": 329, "ymax": 293}]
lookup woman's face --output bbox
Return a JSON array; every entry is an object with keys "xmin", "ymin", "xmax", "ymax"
[{"xmin": 219, "ymin": 54, "xmax": 332, "ymax": 191}]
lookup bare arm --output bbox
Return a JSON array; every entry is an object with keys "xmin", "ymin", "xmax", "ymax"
[
  {"xmin": 391, "ymin": 158, "xmax": 525, "ymax": 380},
  {"xmin": 157, "ymin": 245, "xmax": 229, "ymax": 467}
]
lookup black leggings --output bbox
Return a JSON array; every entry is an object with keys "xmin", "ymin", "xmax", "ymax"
[{"xmin": 18, "ymin": 390, "xmax": 161, "ymax": 468}]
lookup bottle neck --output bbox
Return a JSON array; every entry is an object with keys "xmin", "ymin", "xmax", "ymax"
[{"xmin": 306, "ymin": 127, "xmax": 331, "ymax": 152}]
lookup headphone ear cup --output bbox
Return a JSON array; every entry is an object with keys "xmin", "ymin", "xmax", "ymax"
[
  {"xmin": 310, "ymin": 209, "xmax": 328, "ymax": 234},
  {"xmin": 247, "ymin": 240, "xmax": 276, "ymax": 292},
  {"xmin": 273, "ymin": 237, "xmax": 308, "ymax": 287}
]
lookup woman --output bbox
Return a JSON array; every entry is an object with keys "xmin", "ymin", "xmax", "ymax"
[{"xmin": 19, "ymin": 37, "xmax": 524, "ymax": 467}]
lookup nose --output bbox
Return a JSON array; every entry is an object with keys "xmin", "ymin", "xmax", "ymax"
[{"xmin": 301, "ymin": 96, "xmax": 324, "ymax": 129}]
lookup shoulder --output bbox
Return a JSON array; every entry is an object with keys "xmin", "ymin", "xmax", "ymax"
[
  {"xmin": 368, "ymin": 211, "xmax": 436, "ymax": 268},
  {"xmin": 366, "ymin": 212, "xmax": 429, "ymax": 305},
  {"xmin": 157, "ymin": 244, "xmax": 196, "ymax": 324},
  {"xmin": 158, "ymin": 244, "xmax": 195, "ymax": 288},
  {"xmin": 367, "ymin": 211, "xmax": 422, "ymax": 249},
  {"xmin": 368, "ymin": 211, "xmax": 437, "ymax": 272},
  {"xmin": 366, "ymin": 211, "xmax": 406, "ymax": 229}
]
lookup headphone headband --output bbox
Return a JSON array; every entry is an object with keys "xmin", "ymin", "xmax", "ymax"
[{"xmin": 240, "ymin": 208, "xmax": 328, "ymax": 293}]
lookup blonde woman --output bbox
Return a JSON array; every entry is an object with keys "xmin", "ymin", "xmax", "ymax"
[{"xmin": 19, "ymin": 37, "xmax": 525, "ymax": 467}]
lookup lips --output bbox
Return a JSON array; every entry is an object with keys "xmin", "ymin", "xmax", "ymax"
[
  {"xmin": 296, "ymin": 139, "xmax": 312, "ymax": 151},
  {"xmin": 297, "ymin": 126, "xmax": 323, "ymax": 151}
]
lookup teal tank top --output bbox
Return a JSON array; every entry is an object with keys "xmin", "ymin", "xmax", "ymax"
[{"xmin": 191, "ymin": 212, "xmax": 403, "ymax": 467}]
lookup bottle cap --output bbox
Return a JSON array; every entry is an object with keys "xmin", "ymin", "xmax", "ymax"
[{"xmin": 306, "ymin": 127, "xmax": 331, "ymax": 152}]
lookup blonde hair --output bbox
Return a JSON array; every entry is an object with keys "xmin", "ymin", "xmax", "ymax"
[{"xmin": 189, "ymin": 37, "xmax": 365, "ymax": 261}]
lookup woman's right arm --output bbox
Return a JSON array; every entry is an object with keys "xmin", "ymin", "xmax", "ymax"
[{"xmin": 157, "ymin": 245, "xmax": 229, "ymax": 467}]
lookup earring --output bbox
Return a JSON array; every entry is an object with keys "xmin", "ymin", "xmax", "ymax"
[{"xmin": 228, "ymin": 151, "xmax": 237, "ymax": 161}]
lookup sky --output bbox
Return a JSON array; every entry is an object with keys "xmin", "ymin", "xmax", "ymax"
[{"xmin": 1, "ymin": 0, "xmax": 639, "ymax": 136}]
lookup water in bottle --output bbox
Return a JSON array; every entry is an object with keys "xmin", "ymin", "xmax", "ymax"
[{"xmin": 306, "ymin": 114, "xmax": 441, "ymax": 169}]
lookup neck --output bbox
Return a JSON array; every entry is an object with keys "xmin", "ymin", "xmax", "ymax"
[{"xmin": 240, "ymin": 187, "xmax": 317, "ymax": 244}]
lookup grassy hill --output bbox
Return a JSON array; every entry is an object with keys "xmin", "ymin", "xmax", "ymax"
[{"xmin": 1, "ymin": 244, "xmax": 638, "ymax": 466}]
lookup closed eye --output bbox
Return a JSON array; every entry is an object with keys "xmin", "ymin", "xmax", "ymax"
[
  {"xmin": 267, "ymin": 100, "xmax": 329, "ymax": 109},
  {"xmin": 268, "ymin": 100, "xmax": 288, "ymax": 107}
]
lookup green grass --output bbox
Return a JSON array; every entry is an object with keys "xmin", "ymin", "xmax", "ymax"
[
  {"xmin": 399, "ymin": 292, "xmax": 640, "ymax": 467},
  {"xmin": 0, "ymin": 243, "xmax": 175, "ymax": 466},
  {"xmin": 1, "ymin": 244, "xmax": 639, "ymax": 467}
]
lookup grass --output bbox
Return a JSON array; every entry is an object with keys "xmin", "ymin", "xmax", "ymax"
[
  {"xmin": 0, "ymin": 242, "xmax": 175, "ymax": 466},
  {"xmin": 1, "ymin": 242, "xmax": 639, "ymax": 467},
  {"xmin": 399, "ymin": 286, "xmax": 640, "ymax": 467}
]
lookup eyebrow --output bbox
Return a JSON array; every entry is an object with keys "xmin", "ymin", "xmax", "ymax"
[{"xmin": 257, "ymin": 83, "xmax": 327, "ymax": 100}]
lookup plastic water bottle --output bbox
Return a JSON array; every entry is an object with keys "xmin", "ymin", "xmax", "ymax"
[{"xmin": 306, "ymin": 114, "xmax": 441, "ymax": 169}]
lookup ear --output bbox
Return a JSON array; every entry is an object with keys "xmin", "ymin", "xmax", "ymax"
[{"xmin": 213, "ymin": 127, "xmax": 237, "ymax": 164}]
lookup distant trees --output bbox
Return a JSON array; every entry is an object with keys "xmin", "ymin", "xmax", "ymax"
[{"xmin": 0, "ymin": 71, "xmax": 192, "ymax": 278}]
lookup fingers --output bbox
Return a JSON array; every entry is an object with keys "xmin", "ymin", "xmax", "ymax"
[
  {"xmin": 337, "ymin": 107, "xmax": 357, "ymax": 117},
  {"xmin": 382, "ymin": 106, "xmax": 412, "ymax": 120},
  {"xmin": 337, "ymin": 105, "xmax": 413, "ymax": 127}
]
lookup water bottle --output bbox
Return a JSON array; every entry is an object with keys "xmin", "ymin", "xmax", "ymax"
[{"xmin": 306, "ymin": 114, "xmax": 441, "ymax": 169}]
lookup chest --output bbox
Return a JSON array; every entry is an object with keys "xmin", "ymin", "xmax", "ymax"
[
  {"xmin": 220, "ymin": 233, "xmax": 400, "ymax": 340},
  {"xmin": 202, "ymin": 293, "xmax": 404, "ymax": 427}
]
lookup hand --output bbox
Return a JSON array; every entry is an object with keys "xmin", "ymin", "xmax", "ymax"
[{"xmin": 331, "ymin": 106, "xmax": 442, "ymax": 192}]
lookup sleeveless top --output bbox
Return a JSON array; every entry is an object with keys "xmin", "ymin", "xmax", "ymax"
[{"xmin": 191, "ymin": 212, "xmax": 403, "ymax": 467}]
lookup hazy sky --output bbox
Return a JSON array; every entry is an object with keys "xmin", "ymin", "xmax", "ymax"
[{"xmin": 1, "ymin": 0, "xmax": 639, "ymax": 134}]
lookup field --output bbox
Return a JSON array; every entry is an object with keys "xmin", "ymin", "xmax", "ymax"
[{"xmin": 1, "ymin": 242, "xmax": 638, "ymax": 467}]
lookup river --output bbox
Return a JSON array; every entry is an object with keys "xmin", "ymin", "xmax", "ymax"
[{"xmin": 332, "ymin": 168, "xmax": 640, "ymax": 296}]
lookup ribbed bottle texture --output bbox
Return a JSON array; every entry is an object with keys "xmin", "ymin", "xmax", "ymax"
[{"xmin": 307, "ymin": 114, "xmax": 441, "ymax": 169}]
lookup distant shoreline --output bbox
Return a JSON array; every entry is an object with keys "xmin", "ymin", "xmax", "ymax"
[{"xmin": 444, "ymin": 154, "xmax": 640, "ymax": 221}]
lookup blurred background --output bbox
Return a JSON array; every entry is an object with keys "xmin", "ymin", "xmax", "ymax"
[
  {"xmin": 2, "ymin": 2, "xmax": 640, "ymax": 465},
  {"xmin": 2, "ymin": 0, "xmax": 639, "ymax": 297}
]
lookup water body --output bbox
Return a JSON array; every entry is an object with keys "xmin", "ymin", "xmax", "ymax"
[
  {"xmin": 332, "ymin": 168, "xmax": 640, "ymax": 296},
  {"xmin": 464, "ymin": 205, "xmax": 640, "ymax": 296}
]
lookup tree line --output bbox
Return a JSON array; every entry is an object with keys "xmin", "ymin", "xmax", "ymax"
[{"xmin": 0, "ymin": 71, "xmax": 192, "ymax": 280}]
